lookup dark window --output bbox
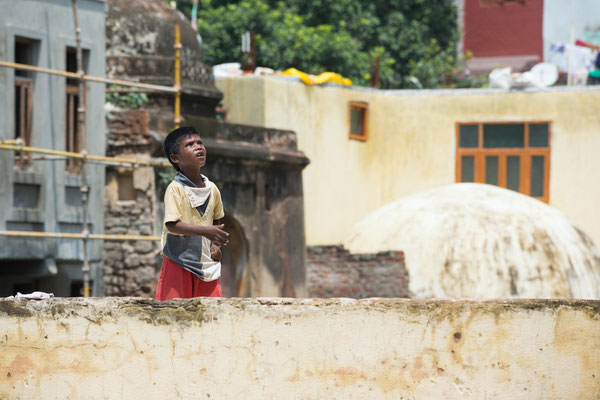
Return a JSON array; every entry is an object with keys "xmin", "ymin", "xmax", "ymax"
[
  {"xmin": 461, "ymin": 156, "xmax": 475, "ymax": 182},
  {"xmin": 483, "ymin": 124, "xmax": 524, "ymax": 148},
  {"xmin": 459, "ymin": 124, "xmax": 478, "ymax": 148},
  {"xmin": 15, "ymin": 37, "xmax": 38, "ymax": 78},
  {"xmin": 506, "ymin": 156, "xmax": 520, "ymax": 192},
  {"xmin": 529, "ymin": 124, "xmax": 549, "ymax": 147},
  {"xmin": 13, "ymin": 183, "xmax": 40, "ymax": 208},
  {"xmin": 65, "ymin": 47, "xmax": 89, "ymax": 174},
  {"xmin": 349, "ymin": 102, "xmax": 368, "ymax": 141},
  {"xmin": 485, "ymin": 156, "xmax": 499, "ymax": 185},
  {"xmin": 117, "ymin": 171, "xmax": 136, "ymax": 201},
  {"xmin": 456, "ymin": 122, "xmax": 550, "ymax": 202},
  {"xmin": 70, "ymin": 281, "xmax": 85, "ymax": 297},
  {"xmin": 530, "ymin": 156, "xmax": 545, "ymax": 197},
  {"xmin": 14, "ymin": 37, "xmax": 39, "ymax": 168}
]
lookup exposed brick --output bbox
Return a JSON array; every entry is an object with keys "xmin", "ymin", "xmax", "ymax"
[{"xmin": 306, "ymin": 245, "xmax": 409, "ymax": 299}]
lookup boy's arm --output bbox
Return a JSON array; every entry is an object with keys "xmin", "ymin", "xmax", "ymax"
[{"xmin": 165, "ymin": 221, "xmax": 229, "ymax": 247}]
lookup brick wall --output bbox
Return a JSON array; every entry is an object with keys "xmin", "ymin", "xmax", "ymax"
[
  {"xmin": 306, "ymin": 245, "xmax": 408, "ymax": 298},
  {"xmin": 103, "ymin": 108, "xmax": 162, "ymax": 297},
  {"xmin": 464, "ymin": 0, "xmax": 543, "ymax": 58}
]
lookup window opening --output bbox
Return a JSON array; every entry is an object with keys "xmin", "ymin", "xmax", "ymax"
[
  {"xmin": 458, "ymin": 124, "xmax": 478, "ymax": 148},
  {"xmin": 117, "ymin": 171, "xmax": 136, "ymax": 201},
  {"xmin": 349, "ymin": 102, "xmax": 368, "ymax": 141},
  {"xmin": 70, "ymin": 281, "xmax": 85, "ymax": 297},
  {"xmin": 14, "ymin": 37, "xmax": 39, "ymax": 168},
  {"xmin": 65, "ymin": 47, "xmax": 89, "ymax": 174},
  {"xmin": 456, "ymin": 122, "xmax": 550, "ymax": 203}
]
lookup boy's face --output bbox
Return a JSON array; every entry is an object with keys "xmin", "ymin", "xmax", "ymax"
[{"xmin": 170, "ymin": 133, "xmax": 206, "ymax": 172}]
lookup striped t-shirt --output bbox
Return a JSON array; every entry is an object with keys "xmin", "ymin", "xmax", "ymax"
[{"xmin": 161, "ymin": 173, "xmax": 225, "ymax": 281}]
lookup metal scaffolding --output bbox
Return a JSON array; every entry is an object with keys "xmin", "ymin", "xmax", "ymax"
[{"xmin": 0, "ymin": 2, "xmax": 184, "ymax": 297}]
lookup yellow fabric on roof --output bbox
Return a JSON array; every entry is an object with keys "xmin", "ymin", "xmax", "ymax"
[{"xmin": 280, "ymin": 68, "xmax": 352, "ymax": 86}]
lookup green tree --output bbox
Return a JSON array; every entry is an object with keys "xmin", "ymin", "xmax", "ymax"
[{"xmin": 172, "ymin": 0, "xmax": 464, "ymax": 88}]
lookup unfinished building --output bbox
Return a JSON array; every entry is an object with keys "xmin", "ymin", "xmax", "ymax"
[{"xmin": 0, "ymin": 0, "xmax": 107, "ymax": 296}]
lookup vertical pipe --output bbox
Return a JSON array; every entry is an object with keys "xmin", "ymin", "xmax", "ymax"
[
  {"xmin": 174, "ymin": 24, "xmax": 181, "ymax": 128},
  {"xmin": 71, "ymin": 0, "xmax": 90, "ymax": 297}
]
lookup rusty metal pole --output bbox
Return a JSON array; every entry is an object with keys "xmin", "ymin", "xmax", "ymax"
[
  {"xmin": 71, "ymin": 0, "xmax": 90, "ymax": 297},
  {"xmin": 174, "ymin": 24, "xmax": 182, "ymax": 128}
]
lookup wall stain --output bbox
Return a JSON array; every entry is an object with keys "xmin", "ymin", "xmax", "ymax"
[{"xmin": 0, "ymin": 300, "xmax": 32, "ymax": 318}]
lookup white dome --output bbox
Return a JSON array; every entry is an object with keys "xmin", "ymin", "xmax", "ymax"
[{"xmin": 344, "ymin": 183, "xmax": 600, "ymax": 299}]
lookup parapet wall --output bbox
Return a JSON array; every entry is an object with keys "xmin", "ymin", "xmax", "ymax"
[{"xmin": 1, "ymin": 297, "xmax": 599, "ymax": 399}]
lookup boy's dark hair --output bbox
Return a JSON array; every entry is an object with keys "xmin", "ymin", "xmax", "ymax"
[{"xmin": 164, "ymin": 126, "xmax": 201, "ymax": 171}]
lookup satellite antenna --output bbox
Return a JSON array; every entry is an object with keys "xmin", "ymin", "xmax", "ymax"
[{"xmin": 529, "ymin": 62, "xmax": 559, "ymax": 87}]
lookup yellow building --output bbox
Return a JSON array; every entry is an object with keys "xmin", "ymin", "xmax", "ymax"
[{"xmin": 216, "ymin": 76, "xmax": 600, "ymax": 248}]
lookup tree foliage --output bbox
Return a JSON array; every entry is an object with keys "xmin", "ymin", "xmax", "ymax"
[{"xmin": 173, "ymin": 0, "xmax": 469, "ymax": 88}]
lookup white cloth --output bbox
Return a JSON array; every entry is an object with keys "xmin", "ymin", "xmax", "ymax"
[
  {"xmin": 184, "ymin": 177, "xmax": 213, "ymax": 209},
  {"xmin": 7, "ymin": 291, "xmax": 54, "ymax": 299},
  {"xmin": 564, "ymin": 44, "xmax": 594, "ymax": 74}
]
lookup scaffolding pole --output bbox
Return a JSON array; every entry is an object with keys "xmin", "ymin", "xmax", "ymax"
[
  {"xmin": 70, "ymin": 0, "xmax": 92, "ymax": 297},
  {"xmin": 0, "ymin": 231, "xmax": 160, "ymax": 241},
  {"xmin": 0, "ymin": 141, "xmax": 172, "ymax": 167},
  {"xmin": 0, "ymin": 61, "xmax": 179, "ymax": 93},
  {"xmin": 174, "ymin": 24, "xmax": 182, "ymax": 128}
]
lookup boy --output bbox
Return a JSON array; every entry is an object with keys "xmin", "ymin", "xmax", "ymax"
[{"xmin": 155, "ymin": 126, "xmax": 229, "ymax": 300}]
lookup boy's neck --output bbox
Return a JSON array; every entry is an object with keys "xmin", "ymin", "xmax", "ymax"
[{"xmin": 179, "ymin": 168, "xmax": 205, "ymax": 187}]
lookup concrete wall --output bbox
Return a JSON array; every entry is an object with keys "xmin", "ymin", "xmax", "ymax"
[
  {"xmin": 216, "ymin": 77, "xmax": 600, "ymax": 249},
  {"xmin": 0, "ymin": 0, "xmax": 106, "ymax": 296},
  {"xmin": 0, "ymin": 297, "xmax": 598, "ymax": 399}
]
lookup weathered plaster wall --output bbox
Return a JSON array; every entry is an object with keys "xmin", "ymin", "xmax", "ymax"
[
  {"xmin": 0, "ymin": 298, "xmax": 598, "ymax": 399},
  {"xmin": 216, "ymin": 78, "xmax": 600, "ymax": 249}
]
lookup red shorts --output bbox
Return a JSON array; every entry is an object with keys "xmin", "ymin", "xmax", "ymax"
[{"xmin": 155, "ymin": 257, "xmax": 222, "ymax": 301}]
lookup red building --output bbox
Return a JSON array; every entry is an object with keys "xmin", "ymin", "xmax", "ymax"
[{"xmin": 461, "ymin": 0, "xmax": 544, "ymax": 74}]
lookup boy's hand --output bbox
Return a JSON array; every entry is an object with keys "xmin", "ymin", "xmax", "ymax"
[
  {"xmin": 166, "ymin": 221, "xmax": 229, "ymax": 246},
  {"xmin": 201, "ymin": 224, "xmax": 229, "ymax": 247},
  {"xmin": 210, "ymin": 244, "xmax": 222, "ymax": 261}
]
